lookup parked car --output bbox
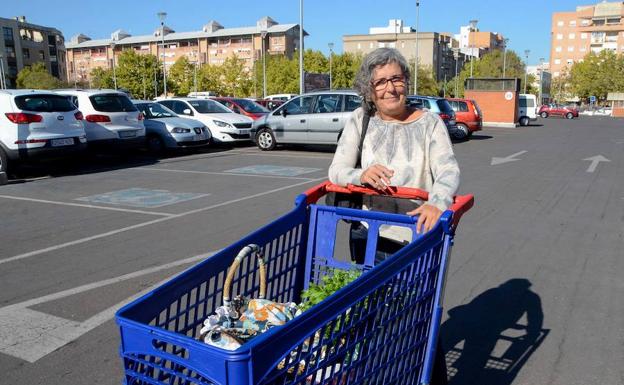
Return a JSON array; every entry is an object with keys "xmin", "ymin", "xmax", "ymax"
[
  {"xmin": 157, "ymin": 97, "xmax": 253, "ymax": 143},
  {"xmin": 187, "ymin": 91, "xmax": 218, "ymax": 98},
  {"xmin": 211, "ymin": 97, "xmax": 270, "ymax": 120},
  {"xmin": 265, "ymin": 93, "xmax": 297, "ymax": 101},
  {"xmin": 448, "ymin": 98, "xmax": 482, "ymax": 138},
  {"xmin": 132, "ymin": 100, "xmax": 211, "ymax": 152},
  {"xmin": 538, "ymin": 103, "xmax": 579, "ymax": 119},
  {"xmin": 251, "ymin": 90, "xmax": 362, "ymax": 151},
  {"xmin": 55, "ymin": 89, "xmax": 145, "ymax": 148},
  {"xmin": 255, "ymin": 99, "xmax": 285, "ymax": 111},
  {"xmin": 407, "ymin": 95, "xmax": 459, "ymax": 138},
  {"xmin": 518, "ymin": 94, "xmax": 538, "ymax": 126},
  {"xmin": 0, "ymin": 89, "xmax": 87, "ymax": 173}
]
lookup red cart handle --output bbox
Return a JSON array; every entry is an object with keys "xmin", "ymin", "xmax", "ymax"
[{"xmin": 302, "ymin": 181, "xmax": 474, "ymax": 230}]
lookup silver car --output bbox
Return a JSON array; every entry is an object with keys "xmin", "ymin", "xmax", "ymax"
[
  {"xmin": 250, "ymin": 90, "xmax": 362, "ymax": 151},
  {"xmin": 133, "ymin": 101, "xmax": 211, "ymax": 152}
]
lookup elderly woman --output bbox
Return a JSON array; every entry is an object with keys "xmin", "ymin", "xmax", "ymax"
[{"xmin": 329, "ymin": 47, "xmax": 458, "ymax": 383}]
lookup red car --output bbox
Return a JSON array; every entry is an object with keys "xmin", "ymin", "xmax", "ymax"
[
  {"xmin": 211, "ymin": 97, "xmax": 270, "ymax": 120},
  {"xmin": 448, "ymin": 98, "xmax": 483, "ymax": 138},
  {"xmin": 255, "ymin": 99, "xmax": 284, "ymax": 111},
  {"xmin": 538, "ymin": 104, "xmax": 579, "ymax": 119}
]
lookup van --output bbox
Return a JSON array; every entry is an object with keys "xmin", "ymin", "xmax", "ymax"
[
  {"xmin": 518, "ymin": 94, "xmax": 537, "ymax": 126},
  {"xmin": 264, "ymin": 93, "xmax": 297, "ymax": 101}
]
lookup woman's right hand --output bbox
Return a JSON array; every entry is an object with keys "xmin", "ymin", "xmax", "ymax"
[{"xmin": 360, "ymin": 164, "xmax": 394, "ymax": 190}]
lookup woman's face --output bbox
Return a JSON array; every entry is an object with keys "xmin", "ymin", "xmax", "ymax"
[{"xmin": 370, "ymin": 61, "xmax": 408, "ymax": 118}]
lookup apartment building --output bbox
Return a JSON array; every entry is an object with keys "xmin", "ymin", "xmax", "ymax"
[
  {"xmin": 343, "ymin": 19, "xmax": 464, "ymax": 83},
  {"xmin": 0, "ymin": 16, "xmax": 66, "ymax": 88},
  {"xmin": 455, "ymin": 24, "xmax": 505, "ymax": 59},
  {"xmin": 550, "ymin": 1, "xmax": 624, "ymax": 77},
  {"xmin": 65, "ymin": 17, "xmax": 305, "ymax": 85}
]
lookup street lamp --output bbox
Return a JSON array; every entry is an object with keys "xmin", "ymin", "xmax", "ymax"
[
  {"xmin": 190, "ymin": 50, "xmax": 198, "ymax": 94},
  {"xmin": 261, "ymin": 28, "xmax": 267, "ymax": 99},
  {"xmin": 0, "ymin": 54, "xmax": 5, "ymax": 89},
  {"xmin": 110, "ymin": 41, "xmax": 117, "ymax": 90},
  {"xmin": 157, "ymin": 11, "xmax": 167, "ymax": 97},
  {"xmin": 453, "ymin": 48, "xmax": 460, "ymax": 97},
  {"xmin": 328, "ymin": 42, "xmax": 334, "ymax": 90},
  {"xmin": 539, "ymin": 57, "xmax": 545, "ymax": 105},
  {"xmin": 414, "ymin": 0, "xmax": 420, "ymax": 94},
  {"xmin": 469, "ymin": 19, "xmax": 478, "ymax": 78},
  {"xmin": 502, "ymin": 38, "xmax": 509, "ymax": 78},
  {"xmin": 524, "ymin": 49, "xmax": 530, "ymax": 93},
  {"xmin": 299, "ymin": 0, "xmax": 304, "ymax": 94}
]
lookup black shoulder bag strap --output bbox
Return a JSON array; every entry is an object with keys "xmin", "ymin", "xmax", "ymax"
[{"xmin": 355, "ymin": 112, "xmax": 370, "ymax": 169}]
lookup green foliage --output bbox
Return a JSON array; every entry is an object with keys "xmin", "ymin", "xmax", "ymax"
[
  {"xmin": 168, "ymin": 56, "xmax": 195, "ymax": 96},
  {"xmin": 568, "ymin": 50, "xmax": 624, "ymax": 101},
  {"xmin": 299, "ymin": 267, "xmax": 362, "ymax": 312},
  {"xmin": 16, "ymin": 62, "xmax": 62, "ymax": 89},
  {"xmin": 413, "ymin": 64, "xmax": 439, "ymax": 96},
  {"xmin": 220, "ymin": 56, "xmax": 253, "ymax": 97},
  {"xmin": 89, "ymin": 67, "xmax": 114, "ymax": 89},
  {"xmin": 115, "ymin": 50, "xmax": 162, "ymax": 99}
]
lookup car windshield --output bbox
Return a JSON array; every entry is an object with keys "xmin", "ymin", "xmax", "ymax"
[
  {"xmin": 233, "ymin": 98, "xmax": 269, "ymax": 113},
  {"xmin": 14, "ymin": 94, "xmax": 76, "ymax": 112},
  {"xmin": 135, "ymin": 103, "xmax": 177, "ymax": 119},
  {"xmin": 188, "ymin": 99, "xmax": 231, "ymax": 113},
  {"xmin": 89, "ymin": 94, "xmax": 138, "ymax": 112}
]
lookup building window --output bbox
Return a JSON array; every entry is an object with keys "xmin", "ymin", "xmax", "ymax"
[
  {"xmin": 568, "ymin": 33, "xmax": 575, "ymax": 39},
  {"xmin": 580, "ymin": 47, "xmax": 587, "ymax": 52},
  {"xmin": 39, "ymin": 50, "xmax": 45, "ymax": 60},
  {"xmin": 3, "ymin": 27, "xmax": 13, "ymax": 42},
  {"xmin": 22, "ymin": 48, "xmax": 29, "ymax": 59},
  {"xmin": 4, "ymin": 46, "xmax": 15, "ymax": 58},
  {"xmin": 567, "ymin": 59, "xmax": 574, "ymax": 65},
  {"xmin": 581, "ymin": 19, "xmax": 590, "ymax": 26},
  {"xmin": 554, "ymin": 59, "xmax": 561, "ymax": 64},
  {"xmin": 581, "ymin": 33, "xmax": 587, "ymax": 39},
  {"xmin": 557, "ymin": 21, "xmax": 564, "ymax": 27},
  {"xmin": 357, "ymin": 43, "xmax": 361, "ymax": 49},
  {"xmin": 555, "ymin": 46, "xmax": 562, "ymax": 52},
  {"xmin": 369, "ymin": 42, "xmax": 373, "ymax": 48},
  {"xmin": 569, "ymin": 20, "xmax": 576, "ymax": 27},
  {"xmin": 567, "ymin": 46, "xmax": 574, "ymax": 52},
  {"xmin": 556, "ymin": 33, "xmax": 563, "ymax": 40},
  {"xmin": 554, "ymin": 71, "xmax": 560, "ymax": 77}
]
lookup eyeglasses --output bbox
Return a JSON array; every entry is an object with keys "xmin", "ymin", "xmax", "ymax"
[{"xmin": 371, "ymin": 75, "xmax": 406, "ymax": 91}]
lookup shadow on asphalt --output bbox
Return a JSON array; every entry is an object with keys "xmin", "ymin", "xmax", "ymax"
[{"xmin": 440, "ymin": 278, "xmax": 549, "ymax": 385}]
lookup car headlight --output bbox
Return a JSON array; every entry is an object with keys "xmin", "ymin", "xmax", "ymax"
[
  {"xmin": 213, "ymin": 120, "xmax": 233, "ymax": 128},
  {"xmin": 171, "ymin": 127, "xmax": 191, "ymax": 133}
]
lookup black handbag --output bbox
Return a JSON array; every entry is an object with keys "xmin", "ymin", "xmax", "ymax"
[{"xmin": 325, "ymin": 112, "xmax": 371, "ymax": 208}]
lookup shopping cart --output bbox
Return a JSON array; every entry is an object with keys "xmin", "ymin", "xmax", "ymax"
[{"xmin": 116, "ymin": 181, "xmax": 474, "ymax": 385}]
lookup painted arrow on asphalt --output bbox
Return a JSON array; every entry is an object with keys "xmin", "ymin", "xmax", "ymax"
[
  {"xmin": 491, "ymin": 150, "xmax": 528, "ymax": 165},
  {"xmin": 583, "ymin": 155, "xmax": 610, "ymax": 173}
]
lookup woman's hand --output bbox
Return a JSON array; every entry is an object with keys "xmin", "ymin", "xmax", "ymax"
[
  {"xmin": 360, "ymin": 164, "xmax": 394, "ymax": 190},
  {"xmin": 407, "ymin": 204, "xmax": 442, "ymax": 234}
]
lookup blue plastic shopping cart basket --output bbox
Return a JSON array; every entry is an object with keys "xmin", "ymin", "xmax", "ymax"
[{"xmin": 116, "ymin": 181, "xmax": 474, "ymax": 385}]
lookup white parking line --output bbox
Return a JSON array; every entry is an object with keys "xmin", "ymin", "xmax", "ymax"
[
  {"xmin": 0, "ymin": 177, "xmax": 326, "ymax": 265},
  {"xmin": 134, "ymin": 167, "xmax": 318, "ymax": 180},
  {"xmin": 0, "ymin": 251, "xmax": 216, "ymax": 363},
  {"xmin": 237, "ymin": 152, "xmax": 335, "ymax": 159},
  {"xmin": 0, "ymin": 195, "xmax": 175, "ymax": 217}
]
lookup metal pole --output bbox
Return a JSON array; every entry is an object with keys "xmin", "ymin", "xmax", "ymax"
[
  {"xmin": 158, "ymin": 12, "xmax": 168, "ymax": 97},
  {"xmin": 328, "ymin": 42, "xmax": 333, "ymax": 90},
  {"xmin": 502, "ymin": 38, "xmax": 509, "ymax": 77},
  {"xmin": 524, "ymin": 49, "xmax": 530, "ymax": 94},
  {"xmin": 539, "ymin": 57, "xmax": 544, "ymax": 105},
  {"xmin": 142, "ymin": 60, "xmax": 146, "ymax": 99},
  {"xmin": 469, "ymin": 19, "xmax": 478, "ymax": 78},
  {"xmin": 0, "ymin": 56, "xmax": 5, "ymax": 89},
  {"xmin": 414, "ymin": 0, "xmax": 420, "ymax": 95},
  {"xmin": 454, "ymin": 50, "xmax": 459, "ymax": 97},
  {"xmin": 262, "ymin": 30, "xmax": 267, "ymax": 99},
  {"xmin": 111, "ymin": 42, "xmax": 117, "ymax": 90},
  {"xmin": 299, "ymin": 0, "xmax": 304, "ymax": 94}
]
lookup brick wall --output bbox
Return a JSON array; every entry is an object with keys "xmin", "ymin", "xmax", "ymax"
[{"xmin": 465, "ymin": 90, "xmax": 518, "ymax": 125}]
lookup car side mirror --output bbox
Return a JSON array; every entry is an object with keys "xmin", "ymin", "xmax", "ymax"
[
  {"xmin": 233, "ymin": 107, "xmax": 240, "ymax": 114},
  {"xmin": 183, "ymin": 109, "xmax": 192, "ymax": 115},
  {"xmin": 281, "ymin": 109, "xmax": 288, "ymax": 117}
]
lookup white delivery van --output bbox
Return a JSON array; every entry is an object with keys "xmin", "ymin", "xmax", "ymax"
[{"xmin": 518, "ymin": 94, "xmax": 537, "ymax": 126}]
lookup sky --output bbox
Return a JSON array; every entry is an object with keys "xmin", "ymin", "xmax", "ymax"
[{"xmin": 5, "ymin": 0, "xmax": 594, "ymax": 66}]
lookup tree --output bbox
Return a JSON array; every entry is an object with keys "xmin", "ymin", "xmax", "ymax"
[
  {"xmin": 331, "ymin": 52, "xmax": 362, "ymax": 89},
  {"xmin": 16, "ymin": 62, "xmax": 62, "ymax": 89},
  {"xmin": 90, "ymin": 67, "xmax": 114, "ymax": 89},
  {"xmin": 168, "ymin": 56, "xmax": 195, "ymax": 96},
  {"xmin": 413, "ymin": 64, "xmax": 439, "ymax": 96},
  {"xmin": 220, "ymin": 55, "xmax": 253, "ymax": 97},
  {"xmin": 114, "ymin": 50, "xmax": 162, "ymax": 99},
  {"xmin": 569, "ymin": 50, "xmax": 624, "ymax": 101}
]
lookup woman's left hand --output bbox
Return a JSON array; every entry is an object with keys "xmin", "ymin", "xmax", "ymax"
[{"xmin": 407, "ymin": 204, "xmax": 443, "ymax": 234}]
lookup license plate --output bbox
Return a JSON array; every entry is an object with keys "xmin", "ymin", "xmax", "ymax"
[
  {"xmin": 238, "ymin": 129, "xmax": 250, "ymax": 135},
  {"xmin": 51, "ymin": 138, "xmax": 74, "ymax": 147},
  {"xmin": 119, "ymin": 131, "xmax": 137, "ymax": 138},
  {"xmin": 194, "ymin": 134, "xmax": 206, "ymax": 141},
  {"xmin": 449, "ymin": 120, "xmax": 456, "ymax": 125}
]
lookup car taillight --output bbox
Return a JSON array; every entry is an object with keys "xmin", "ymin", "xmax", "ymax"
[
  {"xmin": 85, "ymin": 114, "xmax": 111, "ymax": 123},
  {"xmin": 74, "ymin": 111, "xmax": 84, "ymax": 120},
  {"xmin": 5, "ymin": 112, "xmax": 43, "ymax": 124},
  {"xmin": 138, "ymin": 112, "xmax": 144, "ymax": 121},
  {"xmin": 439, "ymin": 113, "xmax": 451, "ymax": 120}
]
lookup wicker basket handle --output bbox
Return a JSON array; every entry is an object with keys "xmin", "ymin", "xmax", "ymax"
[{"xmin": 223, "ymin": 244, "xmax": 266, "ymax": 309}]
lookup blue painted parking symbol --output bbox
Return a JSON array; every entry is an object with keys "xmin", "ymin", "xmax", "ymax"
[
  {"xmin": 76, "ymin": 188, "xmax": 209, "ymax": 208},
  {"xmin": 226, "ymin": 165, "xmax": 320, "ymax": 177}
]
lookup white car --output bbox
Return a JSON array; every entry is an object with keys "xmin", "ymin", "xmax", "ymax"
[
  {"xmin": 0, "ymin": 89, "xmax": 87, "ymax": 174},
  {"xmin": 55, "ymin": 89, "xmax": 145, "ymax": 148},
  {"xmin": 132, "ymin": 100, "xmax": 211, "ymax": 152},
  {"xmin": 157, "ymin": 98, "xmax": 253, "ymax": 143}
]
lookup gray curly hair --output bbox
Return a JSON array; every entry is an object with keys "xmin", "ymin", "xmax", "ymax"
[{"xmin": 354, "ymin": 48, "xmax": 411, "ymax": 115}]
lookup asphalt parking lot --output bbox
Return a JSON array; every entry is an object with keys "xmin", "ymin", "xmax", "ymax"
[{"xmin": 1, "ymin": 116, "xmax": 623, "ymax": 385}]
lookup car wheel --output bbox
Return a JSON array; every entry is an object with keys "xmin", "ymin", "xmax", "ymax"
[
  {"xmin": 540, "ymin": 111, "xmax": 549, "ymax": 118},
  {"xmin": 453, "ymin": 123, "xmax": 470, "ymax": 140},
  {"xmin": 146, "ymin": 134, "xmax": 165, "ymax": 153},
  {"xmin": 256, "ymin": 128, "xmax": 276, "ymax": 151},
  {"xmin": 0, "ymin": 147, "xmax": 9, "ymax": 175},
  {"xmin": 519, "ymin": 116, "xmax": 530, "ymax": 126},
  {"xmin": 565, "ymin": 112, "xmax": 574, "ymax": 119}
]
